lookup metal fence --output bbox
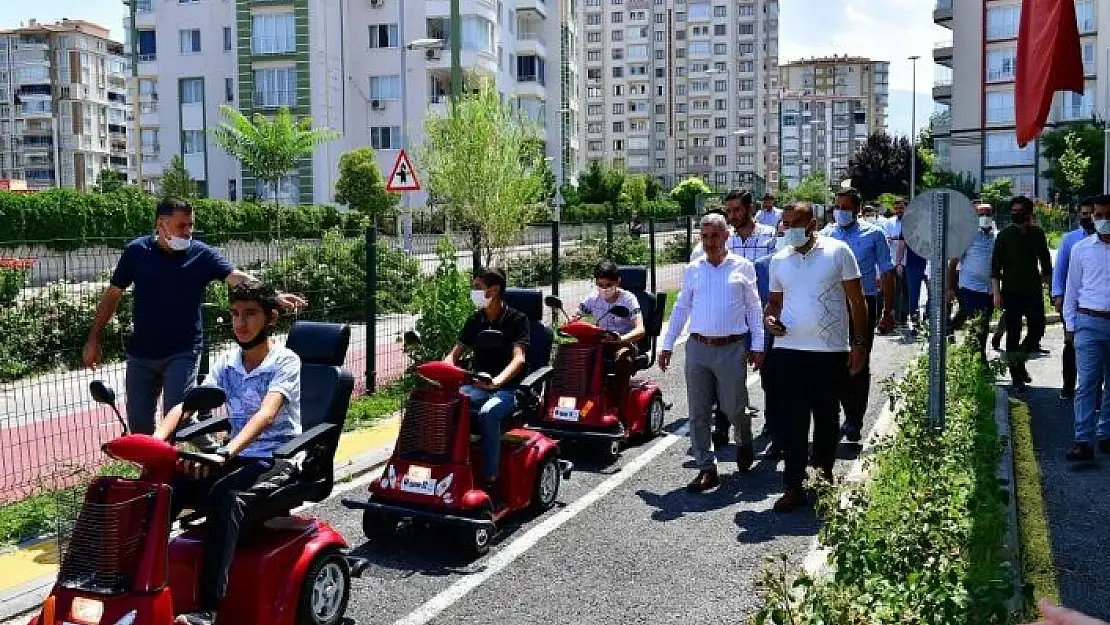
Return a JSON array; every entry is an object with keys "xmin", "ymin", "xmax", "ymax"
[{"xmin": 0, "ymin": 217, "xmax": 695, "ymax": 501}]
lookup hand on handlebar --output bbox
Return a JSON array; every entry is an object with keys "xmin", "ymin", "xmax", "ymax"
[
  {"xmin": 601, "ymin": 331, "xmax": 622, "ymax": 344},
  {"xmin": 471, "ymin": 372, "xmax": 498, "ymax": 391},
  {"xmin": 176, "ymin": 451, "xmax": 226, "ymax": 479}
]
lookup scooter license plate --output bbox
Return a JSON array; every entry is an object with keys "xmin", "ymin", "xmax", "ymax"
[
  {"xmin": 553, "ymin": 407, "xmax": 580, "ymax": 421},
  {"xmin": 399, "ymin": 465, "xmax": 437, "ymax": 496}
]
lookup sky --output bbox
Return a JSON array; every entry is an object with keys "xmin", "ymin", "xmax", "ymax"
[{"xmin": 2, "ymin": 0, "xmax": 941, "ymax": 136}]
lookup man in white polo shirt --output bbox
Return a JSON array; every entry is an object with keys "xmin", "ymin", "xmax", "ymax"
[{"xmin": 764, "ymin": 202, "xmax": 869, "ymax": 513}]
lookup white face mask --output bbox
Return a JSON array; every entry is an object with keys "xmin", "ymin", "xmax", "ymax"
[
  {"xmin": 1096, "ymin": 219, "xmax": 1110, "ymax": 235},
  {"xmin": 470, "ymin": 289, "xmax": 489, "ymax": 308},
  {"xmin": 979, "ymin": 216, "xmax": 994, "ymax": 230},
  {"xmin": 166, "ymin": 235, "xmax": 192, "ymax": 252},
  {"xmin": 774, "ymin": 236, "xmax": 790, "ymax": 251},
  {"xmin": 833, "ymin": 209, "xmax": 856, "ymax": 228},
  {"xmin": 783, "ymin": 227, "xmax": 810, "ymax": 247}
]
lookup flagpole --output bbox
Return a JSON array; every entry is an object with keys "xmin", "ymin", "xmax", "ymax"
[
  {"xmin": 909, "ymin": 55, "xmax": 920, "ymax": 199},
  {"xmin": 1104, "ymin": 47, "xmax": 1109, "ymax": 194}
]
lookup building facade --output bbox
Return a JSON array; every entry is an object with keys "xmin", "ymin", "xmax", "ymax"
[
  {"xmin": 132, "ymin": 0, "xmax": 581, "ymax": 203},
  {"xmin": 777, "ymin": 55, "xmax": 890, "ymax": 189},
  {"xmin": 933, "ymin": 0, "xmax": 1099, "ymax": 199},
  {"xmin": 0, "ymin": 19, "xmax": 132, "ymax": 191},
  {"xmin": 580, "ymin": 0, "xmax": 779, "ymax": 193}
]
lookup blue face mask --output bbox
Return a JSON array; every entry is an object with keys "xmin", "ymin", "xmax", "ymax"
[
  {"xmin": 833, "ymin": 209, "xmax": 856, "ymax": 228},
  {"xmin": 783, "ymin": 227, "xmax": 810, "ymax": 247}
]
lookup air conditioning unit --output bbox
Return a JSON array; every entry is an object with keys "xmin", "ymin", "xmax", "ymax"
[
  {"xmin": 370, "ymin": 0, "xmax": 384, "ymax": 7},
  {"xmin": 425, "ymin": 48, "xmax": 441, "ymax": 61},
  {"xmin": 371, "ymin": 99, "xmax": 384, "ymax": 110}
]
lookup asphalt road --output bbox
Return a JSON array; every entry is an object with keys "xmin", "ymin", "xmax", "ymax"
[{"xmin": 307, "ymin": 330, "xmax": 921, "ymax": 625}]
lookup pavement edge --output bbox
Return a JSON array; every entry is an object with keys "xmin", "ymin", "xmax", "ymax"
[{"xmin": 994, "ymin": 385, "xmax": 1025, "ymax": 617}]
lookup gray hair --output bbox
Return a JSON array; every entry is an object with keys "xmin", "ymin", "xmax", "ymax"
[{"xmin": 699, "ymin": 213, "xmax": 729, "ymax": 232}]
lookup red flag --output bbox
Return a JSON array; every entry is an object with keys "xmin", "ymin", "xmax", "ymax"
[{"xmin": 1015, "ymin": 0, "xmax": 1085, "ymax": 147}]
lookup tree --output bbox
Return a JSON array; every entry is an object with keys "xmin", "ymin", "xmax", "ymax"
[
  {"xmin": 94, "ymin": 169, "xmax": 127, "ymax": 194},
  {"xmin": 533, "ymin": 149, "xmax": 557, "ymax": 204},
  {"xmin": 791, "ymin": 172, "xmax": 830, "ymax": 204},
  {"xmin": 159, "ymin": 155, "xmax": 197, "ymax": 199},
  {"xmin": 845, "ymin": 132, "xmax": 926, "ymax": 201},
  {"xmin": 669, "ymin": 177, "xmax": 712, "ymax": 214},
  {"xmin": 979, "ymin": 177, "xmax": 1014, "ymax": 212},
  {"xmin": 210, "ymin": 105, "xmax": 339, "ymax": 213},
  {"xmin": 922, "ymin": 168, "xmax": 978, "ymax": 198},
  {"xmin": 419, "ymin": 78, "xmax": 544, "ymax": 270},
  {"xmin": 334, "ymin": 147, "xmax": 398, "ymax": 226},
  {"xmin": 577, "ymin": 160, "xmax": 625, "ymax": 210},
  {"xmin": 644, "ymin": 176, "xmax": 663, "ymax": 201},
  {"xmin": 1042, "ymin": 123, "xmax": 1103, "ymax": 205},
  {"xmin": 621, "ymin": 174, "xmax": 648, "ymax": 215}
]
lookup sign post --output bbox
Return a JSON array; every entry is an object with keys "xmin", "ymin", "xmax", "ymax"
[{"xmin": 386, "ymin": 149, "xmax": 421, "ymax": 254}]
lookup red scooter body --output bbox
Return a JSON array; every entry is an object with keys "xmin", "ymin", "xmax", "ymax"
[
  {"xmin": 344, "ymin": 360, "xmax": 571, "ymax": 556},
  {"xmin": 529, "ymin": 320, "xmax": 665, "ymax": 459},
  {"xmin": 29, "ymin": 435, "xmax": 353, "ymax": 625}
]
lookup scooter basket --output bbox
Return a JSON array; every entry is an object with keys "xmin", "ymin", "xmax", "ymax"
[
  {"xmin": 396, "ymin": 390, "xmax": 461, "ymax": 461},
  {"xmin": 57, "ymin": 480, "xmax": 158, "ymax": 594},
  {"xmin": 551, "ymin": 343, "xmax": 601, "ymax": 397}
]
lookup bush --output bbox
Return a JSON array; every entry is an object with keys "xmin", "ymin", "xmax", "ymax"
[
  {"xmin": 754, "ymin": 335, "xmax": 1011, "ymax": 625},
  {"xmin": 0, "ymin": 259, "xmax": 31, "ymax": 307},
  {"xmin": 508, "ymin": 233, "xmax": 648, "ymax": 288},
  {"xmin": 660, "ymin": 234, "xmax": 692, "ymax": 265},
  {"xmin": 404, "ymin": 238, "xmax": 474, "ymax": 368}
]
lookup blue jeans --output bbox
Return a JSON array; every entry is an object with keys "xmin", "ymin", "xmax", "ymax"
[
  {"xmin": 460, "ymin": 384, "xmax": 517, "ymax": 480},
  {"xmin": 1073, "ymin": 314, "xmax": 1110, "ymax": 443},
  {"xmin": 125, "ymin": 350, "xmax": 201, "ymax": 435},
  {"xmin": 905, "ymin": 253, "xmax": 928, "ymax": 319}
]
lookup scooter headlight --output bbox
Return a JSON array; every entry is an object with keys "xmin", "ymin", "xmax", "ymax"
[{"xmin": 69, "ymin": 598, "xmax": 104, "ymax": 624}]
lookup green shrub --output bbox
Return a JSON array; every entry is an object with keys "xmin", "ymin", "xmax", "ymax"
[
  {"xmin": 0, "ymin": 260, "xmax": 30, "ymax": 307},
  {"xmin": 508, "ymin": 233, "xmax": 649, "ymax": 288},
  {"xmin": 404, "ymin": 238, "xmax": 474, "ymax": 368},
  {"xmin": 660, "ymin": 233, "xmax": 692, "ymax": 265},
  {"xmin": 754, "ymin": 335, "xmax": 1011, "ymax": 625}
]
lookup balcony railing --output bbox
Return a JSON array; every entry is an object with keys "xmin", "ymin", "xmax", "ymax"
[
  {"xmin": 138, "ymin": 53, "xmax": 156, "ymax": 62},
  {"xmin": 986, "ymin": 68, "xmax": 1014, "ymax": 82},
  {"xmin": 253, "ymin": 91, "xmax": 296, "ymax": 108},
  {"xmin": 137, "ymin": 0, "xmax": 152, "ymax": 12},
  {"xmin": 935, "ymin": 0, "xmax": 952, "ymax": 8},
  {"xmin": 252, "ymin": 36, "xmax": 296, "ymax": 55},
  {"xmin": 516, "ymin": 73, "xmax": 546, "ymax": 86},
  {"xmin": 934, "ymin": 39, "xmax": 953, "ymax": 50}
]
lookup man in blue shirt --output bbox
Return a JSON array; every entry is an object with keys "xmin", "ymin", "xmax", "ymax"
[
  {"xmin": 947, "ymin": 203, "xmax": 998, "ymax": 360},
  {"xmin": 754, "ymin": 206, "xmax": 793, "ymax": 460},
  {"xmin": 1052, "ymin": 198, "xmax": 1098, "ymax": 400},
  {"xmin": 83, "ymin": 198, "xmax": 305, "ymax": 435},
  {"xmin": 821, "ymin": 188, "xmax": 895, "ymax": 442}
]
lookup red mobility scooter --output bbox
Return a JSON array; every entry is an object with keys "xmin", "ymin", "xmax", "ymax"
[
  {"xmin": 528, "ymin": 266, "xmax": 668, "ymax": 461},
  {"xmin": 343, "ymin": 289, "xmax": 572, "ymax": 556},
  {"xmin": 31, "ymin": 321, "xmax": 364, "ymax": 625}
]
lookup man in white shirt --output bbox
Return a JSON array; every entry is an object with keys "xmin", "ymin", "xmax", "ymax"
[
  {"xmin": 1062, "ymin": 195, "xmax": 1110, "ymax": 463},
  {"xmin": 946, "ymin": 203, "xmax": 997, "ymax": 361},
  {"xmin": 763, "ymin": 203, "xmax": 869, "ymax": 513},
  {"xmin": 690, "ymin": 190, "xmax": 777, "ymax": 264},
  {"xmin": 660, "ymin": 213, "xmax": 765, "ymax": 493},
  {"xmin": 755, "ymin": 193, "xmax": 783, "ymax": 228}
]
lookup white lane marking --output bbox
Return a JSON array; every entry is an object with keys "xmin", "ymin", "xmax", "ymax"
[{"xmin": 393, "ymin": 362, "xmax": 760, "ymax": 625}]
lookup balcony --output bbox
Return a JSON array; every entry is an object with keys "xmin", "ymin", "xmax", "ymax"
[
  {"xmin": 515, "ymin": 33, "xmax": 547, "ymax": 58},
  {"xmin": 140, "ymin": 143, "xmax": 160, "ymax": 156},
  {"xmin": 932, "ymin": 78, "xmax": 952, "ymax": 101},
  {"xmin": 515, "ymin": 74, "xmax": 546, "ymax": 98},
  {"xmin": 516, "ymin": 0, "xmax": 547, "ymax": 18},
  {"xmin": 933, "ymin": 0, "xmax": 952, "ymax": 27},
  {"xmin": 933, "ymin": 39, "xmax": 953, "ymax": 66}
]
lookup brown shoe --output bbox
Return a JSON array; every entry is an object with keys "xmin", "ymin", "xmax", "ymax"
[
  {"xmin": 736, "ymin": 444, "xmax": 754, "ymax": 473},
  {"xmin": 686, "ymin": 469, "xmax": 720, "ymax": 493},
  {"xmin": 773, "ymin": 488, "xmax": 808, "ymax": 513}
]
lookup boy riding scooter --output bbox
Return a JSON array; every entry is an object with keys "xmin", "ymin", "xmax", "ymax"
[
  {"xmin": 572, "ymin": 261, "xmax": 646, "ymax": 409},
  {"xmin": 444, "ymin": 267, "xmax": 529, "ymax": 504},
  {"xmin": 152, "ymin": 282, "xmax": 301, "ymax": 625}
]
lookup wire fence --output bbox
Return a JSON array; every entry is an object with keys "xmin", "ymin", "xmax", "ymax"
[{"xmin": 0, "ymin": 217, "xmax": 696, "ymax": 502}]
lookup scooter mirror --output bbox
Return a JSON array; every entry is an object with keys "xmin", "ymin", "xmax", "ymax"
[
  {"xmin": 474, "ymin": 329, "xmax": 505, "ymax": 350},
  {"xmin": 89, "ymin": 380, "xmax": 116, "ymax": 406},
  {"xmin": 609, "ymin": 305, "xmax": 631, "ymax": 319},
  {"xmin": 544, "ymin": 295, "xmax": 564, "ymax": 310},
  {"xmin": 183, "ymin": 385, "xmax": 227, "ymax": 413},
  {"xmin": 403, "ymin": 330, "xmax": 422, "ymax": 347}
]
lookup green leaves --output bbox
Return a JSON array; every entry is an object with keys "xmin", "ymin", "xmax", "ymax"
[
  {"xmin": 334, "ymin": 147, "xmax": 399, "ymax": 225},
  {"xmin": 161, "ymin": 155, "xmax": 198, "ymax": 200},
  {"xmin": 669, "ymin": 177, "xmax": 712, "ymax": 214}
]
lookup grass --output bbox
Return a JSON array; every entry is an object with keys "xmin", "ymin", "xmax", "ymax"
[
  {"xmin": 662, "ymin": 289, "xmax": 677, "ymax": 321},
  {"xmin": 345, "ymin": 382, "xmax": 407, "ymax": 431},
  {"xmin": 1008, "ymin": 398, "xmax": 1061, "ymax": 617}
]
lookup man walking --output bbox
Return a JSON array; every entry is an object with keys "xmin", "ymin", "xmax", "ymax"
[
  {"xmin": 754, "ymin": 205, "xmax": 794, "ymax": 460},
  {"xmin": 660, "ymin": 213, "xmax": 765, "ymax": 493},
  {"xmin": 83, "ymin": 197, "xmax": 305, "ymax": 434},
  {"xmin": 947, "ymin": 203, "xmax": 998, "ymax": 360},
  {"xmin": 820, "ymin": 188, "xmax": 895, "ymax": 442},
  {"xmin": 764, "ymin": 203, "xmax": 868, "ymax": 513},
  {"xmin": 755, "ymin": 193, "xmax": 783, "ymax": 228},
  {"xmin": 1062, "ymin": 195, "xmax": 1110, "ymax": 462},
  {"xmin": 882, "ymin": 198, "xmax": 909, "ymax": 325},
  {"xmin": 991, "ymin": 196, "xmax": 1053, "ymax": 392},
  {"xmin": 1053, "ymin": 198, "xmax": 1097, "ymax": 400}
]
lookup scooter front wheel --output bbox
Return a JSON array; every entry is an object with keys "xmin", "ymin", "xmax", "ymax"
[{"xmin": 297, "ymin": 550, "xmax": 351, "ymax": 625}]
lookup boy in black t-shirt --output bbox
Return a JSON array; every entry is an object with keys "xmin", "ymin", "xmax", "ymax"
[{"xmin": 444, "ymin": 268, "xmax": 529, "ymax": 495}]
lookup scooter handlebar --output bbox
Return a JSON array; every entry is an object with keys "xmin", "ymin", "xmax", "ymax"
[{"xmin": 177, "ymin": 450, "xmax": 225, "ymax": 467}]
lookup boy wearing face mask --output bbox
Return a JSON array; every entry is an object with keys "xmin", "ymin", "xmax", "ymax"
[
  {"xmin": 946, "ymin": 203, "xmax": 998, "ymax": 360},
  {"xmin": 83, "ymin": 197, "xmax": 306, "ymax": 435},
  {"xmin": 573, "ymin": 261, "xmax": 646, "ymax": 409},
  {"xmin": 445, "ymin": 267, "xmax": 529, "ymax": 500}
]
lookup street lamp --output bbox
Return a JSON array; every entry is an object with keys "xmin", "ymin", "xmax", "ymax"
[
  {"xmin": 406, "ymin": 11, "xmax": 460, "ymax": 110},
  {"xmin": 122, "ymin": 0, "xmax": 142, "ymax": 190},
  {"xmin": 909, "ymin": 54, "xmax": 920, "ymax": 199}
]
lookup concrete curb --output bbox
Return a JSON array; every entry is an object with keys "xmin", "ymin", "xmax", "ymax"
[{"xmin": 994, "ymin": 386, "xmax": 1024, "ymax": 616}]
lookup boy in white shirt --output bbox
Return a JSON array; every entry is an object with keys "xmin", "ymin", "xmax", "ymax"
[{"xmin": 574, "ymin": 261, "xmax": 647, "ymax": 408}]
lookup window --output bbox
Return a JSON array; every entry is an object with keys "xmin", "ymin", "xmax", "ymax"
[
  {"xmin": 587, "ymin": 87, "xmax": 602, "ymax": 98},
  {"xmin": 587, "ymin": 32, "xmax": 601, "ymax": 43},
  {"xmin": 254, "ymin": 13, "xmax": 296, "ymax": 53},
  {"xmin": 370, "ymin": 75, "xmax": 401, "ymax": 100},
  {"xmin": 517, "ymin": 55, "xmax": 546, "ymax": 84},
  {"xmin": 612, "ymin": 103, "xmax": 624, "ymax": 114},
  {"xmin": 588, "ymin": 140, "xmax": 603, "ymax": 152},
  {"xmin": 587, "ymin": 122, "xmax": 602, "ymax": 133},
  {"xmin": 715, "ymin": 154, "xmax": 726, "ymax": 167},
  {"xmin": 688, "ymin": 3, "xmax": 710, "ymax": 19},
  {"xmin": 985, "ymin": 130, "xmax": 1035, "ymax": 166},
  {"xmin": 137, "ymin": 30, "xmax": 157, "ymax": 60},
  {"xmin": 738, "ymin": 3, "xmax": 754, "ymax": 16},
  {"xmin": 629, "ymin": 137, "xmax": 649, "ymax": 150},
  {"xmin": 628, "ymin": 44, "xmax": 648, "ymax": 59},
  {"xmin": 715, "ymin": 98, "xmax": 726, "ymax": 110},
  {"xmin": 613, "ymin": 139, "xmax": 624, "ymax": 150},
  {"xmin": 369, "ymin": 24, "xmax": 399, "ymax": 48},
  {"xmin": 224, "ymin": 77, "xmax": 234, "ymax": 102},
  {"xmin": 370, "ymin": 126, "xmax": 402, "ymax": 150},
  {"xmin": 738, "ymin": 23, "xmax": 754, "ymax": 35},
  {"xmin": 738, "ymin": 43, "xmax": 753, "ymax": 54},
  {"xmin": 713, "ymin": 80, "xmax": 726, "ymax": 92},
  {"xmin": 253, "ymin": 67, "xmax": 296, "ymax": 107},
  {"xmin": 182, "ymin": 130, "xmax": 205, "ymax": 155},
  {"xmin": 713, "ymin": 24, "xmax": 725, "ymax": 36},
  {"xmin": 613, "ymin": 121, "xmax": 624, "ymax": 132},
  {"xmin": 739, "ymin": 61, "xmax": 754, "ymax": 73},
  {"xmin": 587, "ymin": 68, "xmax": 601, "ymax": 81},
  {"xmin": 713, "ymin": 5, "xmax": 726, "ymax": 17},
  {"xmin": 612, "ymin": 48, "xmax": 624, "ymax": 59},
  {"xmin": 739, "ymin": 79, "xmax": 754, "ymax": 91},
  {"xmin": 986, "ymin": 48, "xmax": 1017, "ymax": 82},
  {"xmin": 1076, "ymin": 0, "xmax": 1095, "ymax": 33},
  {"xmin": 179, "ymin": 29, "xmax": 201, "ymax": 54},
  {"xmin": 228, "ymin": 179, "xmax": 237, "ymax": 201},
  {"xmin": 612, "ymin": 66, "xmax": 623, "ymax": 78},
  {"xmin": 715, "ymin": 136, "xmax": 726, "ymax": 147},
  {"xmin": 1083, "ymin": 41, "xmax": 1096, "ymax": 75},
  {"xmin": 223, "ymin": 27, "xmax": 233, "ymax": 51},
  {"xmin": 1060, "ymin": 88, "xmax": 1094, "ymax": 120},
  {"xmin": 587, "ymin": 50, "xmax": 601, "ymax": 61},
  {"xmin": 611, "ymin": 11, "xmax": 623, "ymax": 22},
  {"xmin": 655, "ymin": 50, "xmax": 664, "ymax": 60},
  {"xmin": 587, "ymin": 13, "xmax": 601, "ymax": 25},
  {"xmin": 986, "ymin": 5, "xmax": 1019, "ymax": 40},
  {"xmin": 688, "ymin": 41, "xmax": 710, "ymax": 56},
  {"xmin": 461, "ymin": 16, "xmax": 494, "ymax": 53},
  {"xmin": 180, "ymin": 78, "xmax": 203, "ymax": 104},
  {"xmin": 985, "ymin": 90, "xmax": 1014, "ymax": 123},
  {"xmin": 611, "ymin": 30, "xmax": 624, "ymax": 41},
  {"xmin": 587, "ymin": 103, "xmax": 602, "ymax": 115}
]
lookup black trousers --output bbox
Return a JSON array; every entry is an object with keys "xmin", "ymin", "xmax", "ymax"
[
  {"xmin": 839, "ymin": 296, "xmax": 878, "ymax": 431},
  {"xmin": 771, "ymin": 349, "xmax": 848, "ymax": 490},
  {"xmin": 1002, "ymin": 290, "xmax": 1046, "ymax": 378},
  {"xmin": 1063, "ymin": 339, "xmax": 1077, "ymax": 394},
  {"xmin": 761, "ymin": 348, "xmax": 782, "ymax": 447},
  {"xmin": 171, "ymin": 458, "xmax": 289, "ymax": 610},
  {"xmin": 949, "ymin": 288, "xmax": 994, "ymax": 361}
]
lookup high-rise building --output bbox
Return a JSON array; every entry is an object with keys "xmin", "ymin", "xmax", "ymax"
[
  {"xmin": 129, "ymin": 0, "xmax": 580, "ymax": 203},
  {"xmin": 0, "ymin": 19, "xmax": 132, "ymax": 191},
  {"xmin": 777, "ymin": 55, "xmax": 890, "ymax": 189},
  {"xmin": 932, "ymin": 0, "xmax": 1098, "ymax": 199},
  {"xmin": 580, "ymin": 0, "xmax": 779, "ymax": 194}
]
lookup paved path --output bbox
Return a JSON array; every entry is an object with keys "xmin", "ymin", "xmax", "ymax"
[{"xmin": 1014, "ymin": 324, "xmax": 1110, "ymax": 619}]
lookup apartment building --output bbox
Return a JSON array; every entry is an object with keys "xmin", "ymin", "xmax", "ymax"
[
  {"xmin": 0, "ymin": 19, "xmax": 132, "ymax": 191},
  {"xmin": 777, "ymin": 55, "xmax": 890, "ymax": 189},
  {"xmin": 581, "ymin": 0, "xmax": 780, "ymax": 193},
  {"xmin": 129, "ymin": 0, "xmax": 580, "ymax": 203},
  {"xmin": 933, "ymin": 0, "xmax": 1099, "ymax": 199}
]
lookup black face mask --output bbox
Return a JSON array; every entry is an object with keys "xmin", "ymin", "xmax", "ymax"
[
  {"xmin": 236, "ymin": 322, "xmax": 274, "ymax": 350},
  {"xmin": 1012, "ymin": 212, "xmax": 1029, "ymax": 225},
  {"xmin": 1081, "ymin": 217, "xmax": 1095, "ymax": 233}
]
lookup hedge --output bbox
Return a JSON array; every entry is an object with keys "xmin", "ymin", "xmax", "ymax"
[
  {"xmin": 0, "ymin": 188, "xmax": 365, "ymax": 250},
  {"xmin": 558, "ymin": 199, "xmax": 683, "ymax": 223}
]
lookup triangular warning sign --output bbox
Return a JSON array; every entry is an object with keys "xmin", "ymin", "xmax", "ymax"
[{"xmin": 386, "ymin": 148, "xmax": 421, "ymax": 192}]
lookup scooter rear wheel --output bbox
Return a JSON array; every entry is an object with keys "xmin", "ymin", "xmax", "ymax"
[
  {"xmin": 362, "ymin": 509, "xmax": 398, "ymax": 541},
  {"xmin": 297, "ymin": 550, "xmax": 351, "ymax": 625}
]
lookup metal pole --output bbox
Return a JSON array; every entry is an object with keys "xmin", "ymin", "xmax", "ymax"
[
  {"xmin": 648, "ymin": 217, "xmax": 657, "ymax": 292},
  {"xmin": 1103, "ymin": 47, "xmax": 1109, "ymax": 194},
  {"xmin": 126, "ymin": 0, "xmax": 142, "ymax": 190},
  {"xmin": 909, "ymin": 55, "xmax": 920, "ymax": 200},
  {"xmin": 550, "ymin": 219, "xmax": 560, "ymax": 324},
  {"xmin": 364, "ymin": 226, "xmax": 378, "ymax": 394},
  {"xmin": 927, "ymin": 191, "xmax": 949, "ymax": 429},
  {"xmin": 450, "ymin": 0, "xmax": 461, "ymax": 111},
  {"xmin": 606, "ymin": 217, "xmax": 614, "ymax": 259},
  {"xmin": 400, "ymin": 0, "xmax": 410, "ymax": 217}
]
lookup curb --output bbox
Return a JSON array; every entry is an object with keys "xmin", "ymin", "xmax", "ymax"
[
  {"xmin": 994, "ymin": 386, "xmax": 1024, "ymax": 616},
  {"xmin": 0, "ymin": 426, "xmax": 398, "ymax": 625}
]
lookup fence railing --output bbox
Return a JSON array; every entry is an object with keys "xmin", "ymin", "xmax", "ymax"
[{"xmin": 0, "ymin": 217, "xmax": 695, "ymax": 501}]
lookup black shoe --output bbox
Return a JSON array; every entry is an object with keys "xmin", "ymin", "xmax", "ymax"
[
  {"xmin": 711, "ymin": 427, "xmax": 730, "ymax": 450},
  {"xmin": 991, "ymin": 335, "xmax": 1002, "ymax": 351},
  {"xmin": 686, "ymin": 469, "xmax": 720, "ymax": 493},
  {"xmin": 1060, "ymin": 389, "xmax": 1076, "ymax": 401},
  {"xmin": 773, "ymin": 488, "xmax": 808, "ymax": 513},
  {"xmin": 175, "ymin": 612, "xmax": 217, "ymax": 625},
  {"xmin": 840, "ymin": 422, "xmax": 863, "ymax": 443},
  {"xmin": 1066, "ymin": 443, "xmax": 1095, "ymax": 463},
  {"xmin": 1022, "ymin": 370, "xmax": 1033, "ymax": 384},
  {"xmin": 1098, "ymin": 439, "xmax": 1110, "ymax": 455}
]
